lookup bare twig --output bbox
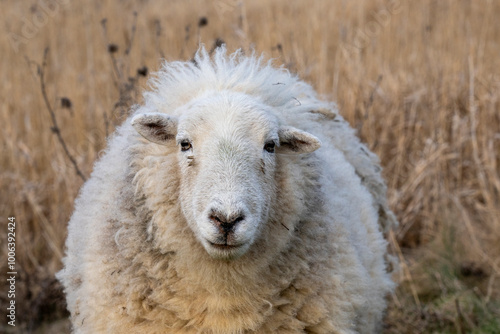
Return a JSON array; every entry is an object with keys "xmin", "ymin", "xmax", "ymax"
[
  {"xmin": 124, "ymin": 11, "xmax": 138, "ymax": 56},
  {"xmin": 154, "ymin": 19, "xmax": 165, "ymax": 59},
  {"xmin": 365, "ymin": 75, "xmax": 383, "ymax": 112},
  {"xmin": 35, "ymin": 47, "xmax": 87, "ymax": 182},
  {"xmin": 180, "ymin": 24, "xmax": 191, "ymax": 59},
  {"xmin": 103, "ymin": 110, "xmax": 110, "ymax": 138},
  {"xmin": 454, "ymin": 298, "xmax": 474, "ymax": 332},
  {"xmin": 197, "ymin": 17, "xmax": 208, "ymax": 48},
  {"xmin": 357, "ymin": 75, "xmax": 383, "ymax": 132},
  {"xmin": 100, "ymin": 13, "xmax": 144, "ymax": 128},
  {"xmin": 100, "ymin": 19, "xmax": 120, "ymax": 87},
  {"xmin": 468, "ymin": 56, "xmax": 494, "ymax": 211},
  {"xmin": 389, "ymin": 229, "xmax": 421, "ymax": 310}
]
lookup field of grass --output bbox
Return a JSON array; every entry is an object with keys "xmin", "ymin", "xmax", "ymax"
[{"xmin": 1, "ymin": 0, "xmax": 499, "ymax": 332}]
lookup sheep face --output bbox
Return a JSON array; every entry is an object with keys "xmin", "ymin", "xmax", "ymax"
[{"xmin": 132, "ymin": 92, "xmax": 321, "ymax": 260}]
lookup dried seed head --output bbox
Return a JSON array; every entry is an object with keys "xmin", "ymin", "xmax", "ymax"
[
  {"xmin": 214, "ymin": 38, "xmax": 225, "ymax": 48},
  {"xmin": 108, "ymin": 44, "xmax": 119, "ymax": 53},
  {"xmin": 198, "ymin": 17, "xmax": 208, "ymax": 27},
  {"xmin": 210, "ymin": 38, "xmax": 226, "ymax": 55},
  {"xmin": 137, "ymin": 66, "xmax": 148, "ymax": 77},
  {"xmin": 61, "ymin": 97, "xmax": 72, "ymax": 109}
]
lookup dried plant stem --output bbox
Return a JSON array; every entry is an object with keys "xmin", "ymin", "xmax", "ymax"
[
  {"xmin": 100, "ymin": 19, "xmax": 120, "ymax": 87},
  {"xmin": 389, "ymin": 230, "xmax": 421, "ymax": 309},
  {"xmin": 124, "ymin": 12, "xmax": 138, "ymax": 57},
  {"xmin": 101, "ymin": 13, "xmax": 141, "ymax": 122},
  {"xmin": 37, "ymin": 47, "xmax": 87, "ymax": 182},
  {"xmin": 468, "ymin": 56, "xmax": 493, "ymax": 209}
]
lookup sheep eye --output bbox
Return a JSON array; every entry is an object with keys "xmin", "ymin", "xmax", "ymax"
[
  {"xmin": 180, "ymin": 141, "xmax": 192, "ymax": 151},
  {"xmin": 264, "ymin": 142, "xmax": 275, "ymax": 153}
]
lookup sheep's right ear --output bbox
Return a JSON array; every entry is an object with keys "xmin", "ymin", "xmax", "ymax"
[
  {"xmin": 131, "ymin": 112, "xmax": 178, "ymax": 145},
  {"xmin": 277, "ymin": 126, "xmax": 321, "ymax": 154}
]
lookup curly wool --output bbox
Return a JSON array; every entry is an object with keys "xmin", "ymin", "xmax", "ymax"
[{"xmin": 58, "ymin": 47, "xmax": 397, "ymax": 333}]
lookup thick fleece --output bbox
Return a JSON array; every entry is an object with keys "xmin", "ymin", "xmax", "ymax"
[{"xmin": 58, "ymin": 47, "xmax": 397, "ymax": 334}]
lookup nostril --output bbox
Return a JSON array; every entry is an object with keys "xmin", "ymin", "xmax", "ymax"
[
  {"xmin": 209, "ymin": 213, "xmax": 224, "ymax": 224},
  {"xmin": 231, "ymin": 215, "xmax": 245, "ymax": 225}
]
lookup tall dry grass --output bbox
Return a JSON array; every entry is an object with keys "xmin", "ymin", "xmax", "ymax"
[{"xmin": 1, "ymin": 0, "xmax": 499, "ymax": 332}]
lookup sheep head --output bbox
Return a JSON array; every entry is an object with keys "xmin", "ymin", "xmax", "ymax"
[{"xmin": 131, "ymin": 92, "xmax": 321, "ymax": 260}]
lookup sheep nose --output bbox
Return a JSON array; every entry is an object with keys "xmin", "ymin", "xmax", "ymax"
[{"xmin": 209, "ymin": 210, "xmax": 245, "ymax": 234}]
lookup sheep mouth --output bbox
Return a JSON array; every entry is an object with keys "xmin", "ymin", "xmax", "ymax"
[{"xmin": 207, "ymin": 240, "xmax": 244, "ymax": 250}]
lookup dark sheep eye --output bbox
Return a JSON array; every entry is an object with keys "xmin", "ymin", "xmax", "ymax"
[
  {"xmin": 264, "ymin": 142, "xmax": 275, "ymax": 153},
  {"xmin": 180, "ymin": 141, "xmax": 192, "ymax": 151}
]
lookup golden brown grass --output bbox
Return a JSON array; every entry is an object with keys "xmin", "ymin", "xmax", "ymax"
[{"xmin": 1, "ymin": 0, "xmax": 499, "ymax": 332}]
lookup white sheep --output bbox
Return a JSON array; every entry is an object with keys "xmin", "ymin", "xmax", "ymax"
[{"xmin": 57, "ymin": 47, "xmax": 397, "ymax": 334}]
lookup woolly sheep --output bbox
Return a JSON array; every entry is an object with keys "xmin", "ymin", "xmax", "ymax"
[{"xmin": 57, "ymin": 47, "xmax": 397, "ymax": 334}]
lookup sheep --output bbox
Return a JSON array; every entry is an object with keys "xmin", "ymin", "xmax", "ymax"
[{"xmin": 57, "ymin": 47, "xmax": 397, "ymax": 334}]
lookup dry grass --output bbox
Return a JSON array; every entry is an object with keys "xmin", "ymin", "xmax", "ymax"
[{"xmin": 1, "ymin": 0, "xmax": 499, "ymax": 332}]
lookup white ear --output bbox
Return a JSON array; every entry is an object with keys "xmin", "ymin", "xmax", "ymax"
[
  {"xmin": 277, "ymin": 126, "xmax": 321, "ymax": 154},
  {"xmin": 131, "ymin": 112, "xmax": 178, "ymax": 145}
]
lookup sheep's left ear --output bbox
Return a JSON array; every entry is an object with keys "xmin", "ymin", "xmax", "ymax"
[
  {"xmin": 131, "ymin": 112, "xmax": 178, "ymax": 145},
  {"xmin": 277, "ymin": 126, "xmax": 321, "ymax": 154}
]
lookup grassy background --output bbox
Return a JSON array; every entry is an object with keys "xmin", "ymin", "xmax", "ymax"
[{"xmin": 1, "ymin": 0, "xmax": 499, "ymax": 332}]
